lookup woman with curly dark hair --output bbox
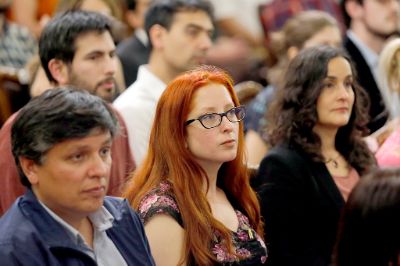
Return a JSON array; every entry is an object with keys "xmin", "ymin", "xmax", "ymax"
[{"xmin": 253, "ymin": 45, "xmax": 376, "ymax": 266}]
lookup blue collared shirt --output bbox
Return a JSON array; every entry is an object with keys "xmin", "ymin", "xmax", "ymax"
[{"xmin": 40, "ymin": 202, "xmax": 128, "ymax": 266}]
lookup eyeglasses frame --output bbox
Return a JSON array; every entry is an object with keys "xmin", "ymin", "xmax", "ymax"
[{"xmin": 185, "ymin": 106, "xmax": 246, "ymax": 129}]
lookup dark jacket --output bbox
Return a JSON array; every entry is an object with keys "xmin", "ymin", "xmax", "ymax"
[
  {"xmin": 0, "ymin": 190, "xmax": 155, "ymax": 266},
  {"xmin": 343, "ymin": 35, "xmax": 388, "ymax": 133},
  {"xmin": 253, "ymin": 143, "xmax": 346, "ymax": 266},
  {"xmin": 117, "ymin": 34, "xmax": 151, "ymax": 87}
]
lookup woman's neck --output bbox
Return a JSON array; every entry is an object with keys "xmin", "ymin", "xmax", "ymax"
[{"xmin": 313, "ymin": 125, "xmax": 338, "ymax": 155}]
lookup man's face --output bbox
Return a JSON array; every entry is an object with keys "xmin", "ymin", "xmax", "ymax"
[
  {"xmin": 159, "ymin": 10, "xmax": 214, "ymax": 74},
  {"xmin": 67, "ymin": 31, "xmax": 118, "ymax": 102},
  {"xmin": 25, "ymin": 129, "xmax": 112, "ymax": 220},
  {"xmin": 361, "ymin": 0, "xmax": 400, "ymax": 38}
]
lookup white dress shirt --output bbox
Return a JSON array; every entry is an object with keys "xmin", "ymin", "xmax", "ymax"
[{"xmin": 113, "ymin": 65, "xmax": 166, "ymax": 166}]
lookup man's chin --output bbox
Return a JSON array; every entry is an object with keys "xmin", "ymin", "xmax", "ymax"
[
  {"xmin": 95, "ymin": 84, "xmax": 118, "ymax": 102},
  {"xmin": 96, "ymin": 91, "xmax": 115, "ymax": 102}
]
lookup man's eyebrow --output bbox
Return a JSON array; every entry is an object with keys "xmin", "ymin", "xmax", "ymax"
[{"xmin": 186, "ymin": 23, "xmax": 214, "ymax": 33}]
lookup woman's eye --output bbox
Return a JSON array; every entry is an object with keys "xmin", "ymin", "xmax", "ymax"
[
  {"xmin": 324, "ymin": 82, "xmax": 335, "ymax": 89},
  {"xmin": 202, "ymin": 114, "xmax": 216, "ymax": 121},
  {"xmin": 344, "ymin": 81, "xmax": 353, "ymax": 88}
]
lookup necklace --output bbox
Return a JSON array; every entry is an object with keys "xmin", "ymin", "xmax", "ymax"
[{"xmin": 324, "ymin": 154, "xmax": 341, "ymax": 168}]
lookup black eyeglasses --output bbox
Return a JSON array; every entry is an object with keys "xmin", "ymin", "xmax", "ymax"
[{"xmin": 185, "ymin": 106, "xmax": 246, "ymax": 129}]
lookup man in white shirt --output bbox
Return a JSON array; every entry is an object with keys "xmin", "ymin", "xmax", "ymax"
[{"xmin": 113, "ymin": 0, "xmax": 214, "ymax": 165}]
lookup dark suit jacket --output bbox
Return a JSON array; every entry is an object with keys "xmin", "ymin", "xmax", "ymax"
[
  {"xmin": 253, "ymin": 143, "xmax": 345, "ymax": 266},
  {"xmin": 343, "ymin": 36, "xmax": 388, "ymax": 133},
  {"xmin": 116, "ymin": 34, "xmax": 151, "ymax": 87}
]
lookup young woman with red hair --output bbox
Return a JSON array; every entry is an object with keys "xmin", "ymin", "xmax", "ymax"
[{"xmin": 123, "ymin": 65, "xmax": 267, "ymax": 265}]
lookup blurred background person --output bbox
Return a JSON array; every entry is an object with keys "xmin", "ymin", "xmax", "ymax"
[
  {"xmin": 377, "ymin": 37, "xmax": 400, "ymax": 120},
  {"xmin": 0, "ymin": 0, "xmax": 35, "ymax": 127},
  {"xmin": 6, "ymin": 0, "xmax": 57, "ymax": 39},
  {"xmin": 117, "ymin": 0, "xmax": 152, "ymax": 87},
  {"xmin": 113, "ymin": 0, "xmax": 214, "ymax": 166},
  {"xmin": 205, "ymin": 0, "xmax": 267, "ymax": 84},
  {"xmin": 375, "ymin": 38, "xmax": 400, "ymax": 167},
  {"xmin": 341, "ymin": 0, "xmax": 400, "ymax": 133},
  {"xmin": 55, "ymin": 0, "xmax": 129, "ymax": 44},
  {"xmin": 0, "ymin": 0, "xmax": 36, "ymax": 68},
  {"xmin": 334, "ymin": 168, "xmax": 400, "ymax": 266}
]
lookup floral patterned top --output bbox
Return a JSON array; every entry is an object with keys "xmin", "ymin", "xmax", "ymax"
[{"xmin": 138, "ymin": 181, "xmax": 268, "ymax": 265}]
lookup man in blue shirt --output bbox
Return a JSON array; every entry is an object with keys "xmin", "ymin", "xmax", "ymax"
[{"xmin": 0, "ymin": 87, "xmax": 155, "ymax": 265}]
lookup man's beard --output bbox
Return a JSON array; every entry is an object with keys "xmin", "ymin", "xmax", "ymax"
[
  {"xmin": 68, "ymin": 72, "xmax": 118, "ymax": 102},
  {"xmin": 93, "ymin": 78, "xmax": 119, "ymax": 102}
]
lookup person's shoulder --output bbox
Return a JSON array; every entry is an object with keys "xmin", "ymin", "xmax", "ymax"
[
  {"xmin": 137, "ymin": 182, "xmax": 182, "ymax": 225},
  {"xmin": 116, "ymin": 35, "xmax": 136, "ymax": 53},
  {"xmin": 0, "ymin": 200, "xmax": 36, "ymax": 246},
  {"xmin": 0, "ymin": 201, "xmax": 56, "ymax": 264},
  {"xmin": 266, "ymin": 143, "xmax": 303, "ymax": 162},
  {"xmin": 116, "ymin": 35, "xmax": 144, "ymax": 55},
  {"xmin": 103, "ymin": 196, "xmax": 137, "ymax": 217},
  {"xmin": 0, "ymin": 112, "xmax": 18, "ymax": 135}
]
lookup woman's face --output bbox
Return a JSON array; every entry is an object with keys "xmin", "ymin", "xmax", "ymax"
[
  {"xmin": 185, "ymin": 83, "xmax": 239, "ymax": 171},
  {"xmin": 315, "ymin": 56, "xmax": 355, "ymax": 130}
]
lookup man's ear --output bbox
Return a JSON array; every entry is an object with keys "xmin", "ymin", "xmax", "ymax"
[
  {"xmin": 18, "ymin": 157, "xmax": 40, "ymax": 186},
  {"xmin": 149, "ymin": 24, "xmax": 167, "ymax": 49},
  {"xmin": 48, "ymin": 58, "xmax": 69, "ymax": 85},
  {"xmin": 345, "ymin": 0, "xmax": 364, "ymax": 21}
]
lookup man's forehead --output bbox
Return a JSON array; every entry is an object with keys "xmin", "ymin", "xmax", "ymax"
[
  {"xmin": 73, "ymin": 31, "xmax": 115, "ymax": 51},
  {"xmin": 52, "ymin": 129, "xmax": 112, "ymax": 149},
  {"xmin": 170, "ymin": 10, "xmax": 213, "ymax": 28}
]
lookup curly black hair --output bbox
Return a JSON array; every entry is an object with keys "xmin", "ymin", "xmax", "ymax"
[{"xmin": 267, "ymin": 45, "xmax": 375, "ymax": 175}]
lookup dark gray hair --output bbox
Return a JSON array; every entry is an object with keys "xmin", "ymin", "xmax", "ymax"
[{"xmin": 11, "ymin": 86, "xmax": 118, "ymax": 187}]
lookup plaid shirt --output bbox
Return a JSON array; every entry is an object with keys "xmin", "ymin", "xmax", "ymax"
[
  {"xmin": 0, "ymin": 21, "xmax": 37, "ymax": 68},
  {"xmin": 259, "ymin": 0, "xmax": 345, "ymax": 43}
]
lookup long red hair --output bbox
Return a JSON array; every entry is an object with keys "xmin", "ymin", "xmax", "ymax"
[{"xmin": 123, "ymin": 65, "xmax": 263, "ymax": 265}]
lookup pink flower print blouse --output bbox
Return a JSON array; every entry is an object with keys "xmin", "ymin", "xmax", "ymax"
[{"xmin": 137, "ymin": 181, "xmax": 268, "ymax": 265}]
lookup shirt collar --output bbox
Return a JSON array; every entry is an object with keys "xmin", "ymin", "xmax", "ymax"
[
  {"xmin": 39, "ymin": 201, "xmax": 114, "ymax": 245},
  {"xmin": 347, "ymin": 30, "xmax": 379, "ymax": 69},
  {"xmin": 135, "ymin": 28, "xmax": 149, "ymax": 46}
]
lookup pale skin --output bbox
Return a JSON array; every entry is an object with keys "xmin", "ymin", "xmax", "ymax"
[
  {"xmin": 145, "ymin": 83, "xmax": 240, "ymax": 265},
  {"xmin": 313, "ymin": 56, "xmax": 355, "ymax": 177}
]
